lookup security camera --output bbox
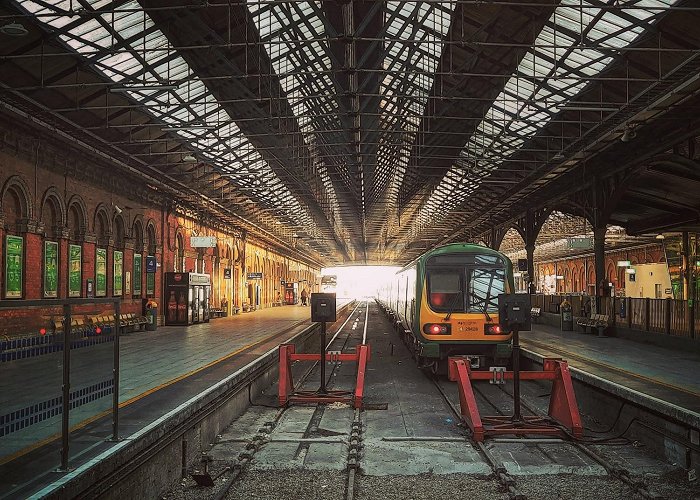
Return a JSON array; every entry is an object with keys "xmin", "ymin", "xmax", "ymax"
[{"xmin": 114, "ymin": 205, "xmax": 123, "ymax": 215}]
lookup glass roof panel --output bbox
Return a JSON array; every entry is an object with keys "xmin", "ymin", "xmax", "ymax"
[
  {"xmin": 410, "ymin": 0, "xmax": 676, "ymax": 239},
  {"xmin": 17, "ymin": 0, "xmax": 316, "ymax": 232}
]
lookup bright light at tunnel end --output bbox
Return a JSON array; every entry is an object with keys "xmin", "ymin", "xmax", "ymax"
[{"xmin": 321, "ymin": 266, "xmax": 401, "ymax": 300}]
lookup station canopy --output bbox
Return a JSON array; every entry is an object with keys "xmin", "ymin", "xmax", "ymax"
[{"xmin": 1, "ymin": 0, "xmax": 699, "ymax": 265}]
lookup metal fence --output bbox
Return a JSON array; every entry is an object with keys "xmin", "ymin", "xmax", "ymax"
[
  {"xmin": 0, "ymin": 298, "xmax": 121, "ymax": 473},
  {"xmin": 530, "ymin": 294, "xmax": 697, "ymax": 340}
]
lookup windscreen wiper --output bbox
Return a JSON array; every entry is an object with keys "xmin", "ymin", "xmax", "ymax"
[{"xmin": 443, "ymin": 290, "xmax": 463, "ymax": 321}]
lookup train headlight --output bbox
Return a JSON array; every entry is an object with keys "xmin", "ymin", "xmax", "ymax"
[
  {"xmin": 485, "ymin": 324, "xmax": 508, "ymax": 335},
  {"xmin": 423, "ymin": 323, "xmax": 451, "ymax": 335}
]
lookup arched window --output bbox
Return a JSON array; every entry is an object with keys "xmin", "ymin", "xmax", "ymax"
[
  {"xmin": 131, "ymin": 218, "xmax": 144, "ymax": 297},
  {"xmin": 1, "ymin": 176, "xmax": 32, "ymax": 299},
  {"xmin": 40, "ymin": 190, "xmax": 65, "ymax": 298}
]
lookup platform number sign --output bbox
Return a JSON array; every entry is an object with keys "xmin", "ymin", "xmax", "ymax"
[
  {"xmin": 96, "ymin": 248, "xmax": 107, "ymax": 297},
  {"xmin": 44, "ymin": 241, "xmax": 58, "ymax": 298},
  {"xmin": 5, "ymin": 235, "xmax": 23, "ymax": 298},
  {"xmin": 113, "ymin": 250, "xmax": 123, "ymax": 296},
  {"xmin": 69, "ymin": 244, "xmax": 82, "ymax": 297}
]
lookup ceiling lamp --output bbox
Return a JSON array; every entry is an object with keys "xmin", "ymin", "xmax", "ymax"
[
  {"xmin": 620, "ymin": 126, "xmax": 637, "ymax": 143},
  {"xmin": 0, "ymin": 22, "xmax": 28, "ymax": 37},
  {"xmin": 182, "ymin": 154, "xmax": 197, "ymax": 162}
]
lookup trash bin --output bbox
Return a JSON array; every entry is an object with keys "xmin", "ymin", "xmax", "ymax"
[
  {"xmin": 560, "ymin": 299, "xmax": 573, "ymax": 331},
  {"xmin": 145, "ymin": 298, "xmax": 158, "ymax": 331}
]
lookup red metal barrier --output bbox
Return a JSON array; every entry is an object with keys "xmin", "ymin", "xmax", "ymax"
[
  {"xmin": 278, "ymin": 343, "xmax": 370, "ymax": 408},
  {"xmin": 448, "ymin": 357, "xmax": 583, "ymax": 442}
]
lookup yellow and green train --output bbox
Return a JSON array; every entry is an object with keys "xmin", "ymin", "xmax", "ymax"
[{"xmin": 378, "ymin": 243, "xmax": 515, "ymax": 372}]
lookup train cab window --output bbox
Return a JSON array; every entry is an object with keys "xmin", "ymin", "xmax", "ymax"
[
  {"xmin": 468, "ymin": 269, "xmax": 505, "ymax": 312},
  {"xmin": 427, "ymin": 271, "xmax": 464, "ymax": 312}
]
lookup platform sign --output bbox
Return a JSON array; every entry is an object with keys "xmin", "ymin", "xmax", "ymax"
[
  {"xmin": 69, "ymin": 244, "xmax": 82, "ymax": 297},
  {"xmin": 96, "ymin": 248, "xmax": 107, "ymax": 297},
  {"xmin": 567, "ymin": 237, "xmax": 593, "ymax": 249},
  {"xmin": 133, "ymin": 254, "xmax": 142, "ymax": 295},
  {"xmin": 5, "ymin": 235, "xmax": 23, "ymax": 298},
  {"xmin": 113, "ymin": 250, "xmax": 123, "ymax": 296},
  {"xmin": 190, "ymin": 236, "xmax": 217, "ymax": 248},
  {"xmin": 43, "ymin": 241, "xmax": 58, "ymax": 298},
  {"xmin": 145, "ymin": 255, "xmax": 157, "ymax": 273},
  {"xmin": 247, "ymin": 272, "xmax": 263, "ymax": 280},
  {"xmin": 223, "ymin": 268, "xmax": 231, "ymax": 279}
]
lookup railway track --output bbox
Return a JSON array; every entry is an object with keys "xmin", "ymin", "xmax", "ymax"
[{"xmin": 184, "ymin": 301, "xmax": 369, "ymax": 500}]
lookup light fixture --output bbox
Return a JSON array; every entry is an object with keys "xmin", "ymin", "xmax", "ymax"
[
  {"xmin": 620, "ymin": 126, "xmax": 637, "ymax": 143},
  {"xmin": 559, "ymin": 104, "xmax": 619, "ymax": 112},
  {"xmin": 162, "ymin": 125, "xmax": 216, "ymax": 131},
  {"xmin": 110, "ymin": 84, "xmax": 178, "ymax": 92},
  {"xmin": 0, "ymin": 22, "xmax": 28, "ymax": 37},
  {"xmin": 182, "ymin": 154, "xmax": 197, "ymax": 162},
  {"xmin": 656, "ymin": 234, "xmax": 665, "ymax": 240},
  {"xmin": 114, "ymin": 205, "xmax": 123, "ymax": 215},
  {"xmin": 555, "ymin": 275, "xmax": 564, "ymax": 280},
  {"xmin": 617, "ymin": 260, "xmax": 631, "ymax": 267}
]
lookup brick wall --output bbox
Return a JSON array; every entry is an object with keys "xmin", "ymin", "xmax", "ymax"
[{"xmin": 0, "ymin": 144, "xmax": 318, "ymax": 338}]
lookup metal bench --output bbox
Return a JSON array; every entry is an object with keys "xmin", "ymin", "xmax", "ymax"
[
  {"xmin": 576, "ymin": 314, "xmax": 610, "ymax": 337},
  {"xmin": 530, "ymin": 307, "xmax": 542, "ymax": 322}
]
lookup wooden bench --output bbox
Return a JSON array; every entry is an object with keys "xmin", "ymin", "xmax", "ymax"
[
  {"xmin": 530, "ymin": 307, "xmax": 542, "ymax": 322},
  {"xmin": 210, "ymin": 308, "xmax": 225, "ymax": 318},
  {"xmin": 576, "ymin": 314, "xmax": 610, "ymax": 336}
]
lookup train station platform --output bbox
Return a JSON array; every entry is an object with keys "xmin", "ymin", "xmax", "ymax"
[
  {"xmin": 0, "ymin": 300, "xmax": 353, "ymax": 499},
  {"xmin": 520, "ymin": 323, "xmax": 700, "ymax": 418}
]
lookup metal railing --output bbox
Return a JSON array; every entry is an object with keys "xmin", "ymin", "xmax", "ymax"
[
  {"xmin": 0, "ymin": 298, "xmax": 121, "ymax": 472},
  {"xmin": 529, "ymin": 294, "xmax": 697, "ymax": 340}
]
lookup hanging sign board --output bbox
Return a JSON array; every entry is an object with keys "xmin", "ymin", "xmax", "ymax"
[
  {"xmin": 96, "ymin": 248, "xmax": 107, "ymax": 297},
  {"xmin": 146, "ymin": 255, "xmax": 157, "ymax": 273},
  {"xmin": 44, "ymin": 241, "xmax": 58, "ymax": 298},
  {"xmin": 69, "ymin": 244, "xmax": 82, "ymax": 297},
  {"xmin": 247, "ymin": 272, "xmax": 263, "ymax": 280},
  {"xmin": 190, "ymin": 236, "xmax": 217, "ymax": 248},
  {"xmin": 223, "ymin": 268, "xmax": 232, "ymax": 279},
  {"xmin": 133, "ymin": 254, "xmax": 142, "ymax": 295},
  {"xmin": 5, "ymin": 235, "xmax": 23, "ymax": 298},
  {"xmin": 567, "ymin": 237, "xmax": 593, "ymax": 249},
  {"xmin": 113, "ymin": 250, "xmax": 123, "ymax": 296}
]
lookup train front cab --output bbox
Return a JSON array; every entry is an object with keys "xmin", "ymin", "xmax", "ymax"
[{"xmin": 416, "ymin": 250, "xmax": 513, "ymax": 369}]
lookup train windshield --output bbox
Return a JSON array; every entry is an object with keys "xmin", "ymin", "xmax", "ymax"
[{"xmin": 426, "ymin": 257, "xmax": 506, "ymax": 313}]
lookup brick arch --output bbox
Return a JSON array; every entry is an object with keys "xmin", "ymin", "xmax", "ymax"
[
  {"xmin": 132, "ymin": 215, "xmax": 145, "ymax": 252},
  {"xmin": 66, "ymin": 194, "xmax": 88, "ymax": 241},
  {"xmin": 113, "ymin": 213, "xmax": 126, "ymax": 248},
  {"xmin": 40, "ymin": 186, "xmax": 66, "ymax": 227},
  {"xmin": 145, "ymin": 219, "xmax": 157, "ymax": 254},
  {"xmin": 1, "ymin": 174, "xmax": 33, "ymax": 227},
  {"xmin": 93, "ymin": 203, "xmax": 112, "ymax": 242}
]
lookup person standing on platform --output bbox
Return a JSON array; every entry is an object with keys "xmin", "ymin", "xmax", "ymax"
[{"xmin": 300, "ymin": 288, "xmax": 308, "ymax": 306}]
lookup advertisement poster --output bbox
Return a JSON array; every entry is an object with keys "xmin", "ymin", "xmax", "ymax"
[
  {"xmin": 44, "ymin": 241, "xmax": 58, "ymax": 298},
  {"xmin": 146, "ymin": 255, "xmax": 155, "ymax": 295},
  {"xmin": 113, "ymin": 250, "xmax": 123, "ymax": 296},
  {"xmin": 146, "ymin": 272, "xmax": 155, "ymax": 295},
  {"xmin": 5, "ymin": 235, "xmax": 23, "ymax": 298},
  {"xmin": 96, "ymin": 248, "xmax": 107, "ymax": 297},
  {"xmin": 133, "ymin": 254, "xmax": 142, "ymax": 295},
  {"xmin": 69, "ymin": 244, "xmax": 82, "ymax": 297}
]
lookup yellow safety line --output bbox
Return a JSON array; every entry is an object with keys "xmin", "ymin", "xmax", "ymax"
[
  {"xmin": 523, "ymin": 338, "xmax": 700, "ymax": 397},
  {"xmin": 0, "ymin": 329, "xmax": 297, "ymax": 466}
]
